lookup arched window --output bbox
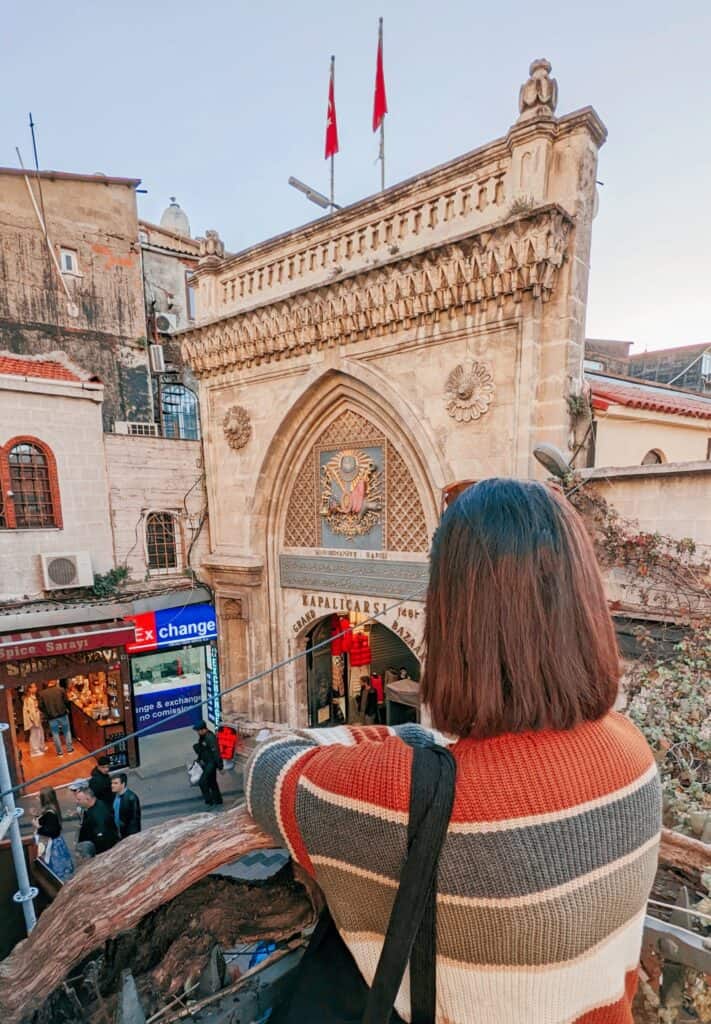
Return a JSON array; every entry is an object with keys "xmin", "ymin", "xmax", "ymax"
[
  {"xmin": 146, "ymin": 512, "xmax": 179, "ymax": 571},
  {"xmin": 160, "ymin": 384, "xmax": 200, "ymax": 440},
  {"xmin": 8, "ymin": 442, "xmax": 58, "ymax": 528},
  {"xmin": 641, "ymin": 449, "xmax": 665, "ymax": 466}
]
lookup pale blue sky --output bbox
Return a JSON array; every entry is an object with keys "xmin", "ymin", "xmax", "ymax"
[{"xmin": 2, "ymin": 1, "xmax": 709, "ymax": 351}]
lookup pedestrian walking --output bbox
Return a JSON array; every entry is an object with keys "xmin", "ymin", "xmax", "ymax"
[
  {"xmin": 33, "ymin": 787, "xmax": 74, "ymax": 881},
  {"xmin": 356, "ymin": 675, "xmax": 378, "ymax": 725},
  {"xmin": 39, "ymin": 680, "xmax": 74, "ymax": 756},
  {"xmin": 89, "ymin": 756, "xmax": 113, "ymax": 807},
  {"xmin": 22, "ymin": 684, "xmax": 46, "ymax": 757},
  {"xmin": 73, "ymin": 779, "xmax": 118, "ymax": 855},
  {"xmin": 192, "ymin": 720, "xmax": 223, "ymax": 807},
  {"xmin": 250, "ymin": 479, "xmax": 662, "ymax": 1024},
  {"xmin": 111, "ymin": 772, "xmax": 142, "ymax": 838}
]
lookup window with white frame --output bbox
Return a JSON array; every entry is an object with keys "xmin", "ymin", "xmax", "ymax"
[{"xmin": 59, "ymin": 248, "xmax": 79, "ymax": 275}]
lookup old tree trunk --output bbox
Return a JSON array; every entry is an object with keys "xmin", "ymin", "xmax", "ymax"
[
  {"xmin": 0, "ymin": 805, "xmax": 318, "ymax": 1024},
  {"xmin": 0, "ymin": 798, "xmax": 708, "ymax": 1024}
]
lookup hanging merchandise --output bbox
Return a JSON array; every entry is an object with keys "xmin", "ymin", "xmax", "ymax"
[
  {"xmin": 349, "ymin": 632, "xmax": 372, "ymax": 667},
  {"xmin": 330, "ymin": 616, "xmax": 352, "ymax": 656}
]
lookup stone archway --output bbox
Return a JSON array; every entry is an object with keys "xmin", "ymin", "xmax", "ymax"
[{"xmin": 295, "ymin": 611, "xmax": 422, "ymax": 729}]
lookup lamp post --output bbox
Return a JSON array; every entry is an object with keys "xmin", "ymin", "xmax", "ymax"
[
  {"xmin": 288, "ymin": 176, "xmax": 341, "ymax": 212},
  {"xmin": 532, "ymin": 443, "xmax": 572, "ymax": 481}
]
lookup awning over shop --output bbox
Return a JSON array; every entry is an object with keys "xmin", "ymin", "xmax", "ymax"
[{"xmin": 0, "ymin": 620, "xmax": 136, "ymax": 664}]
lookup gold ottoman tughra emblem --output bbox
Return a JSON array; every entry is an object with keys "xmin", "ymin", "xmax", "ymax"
[{"xmin": 320, "ymin": 448, "xmax": 383, "ymax": 540}]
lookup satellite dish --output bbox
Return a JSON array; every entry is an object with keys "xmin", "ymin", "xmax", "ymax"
[{"xmin": 67, "ymin": 301, "xmax": 79, "ymax": 319}]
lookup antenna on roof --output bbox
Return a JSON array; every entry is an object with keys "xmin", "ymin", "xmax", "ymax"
[{"xmin": 16, "ymin": 127, "xmax": 80, "ymax": 320}]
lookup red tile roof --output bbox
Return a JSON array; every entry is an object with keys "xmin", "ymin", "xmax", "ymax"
[
  {"xmin": 587, "ymin": 373, "xmax": 711, "ymax": 420},
  {"xmin": 0, "ymin": 355, "xmax": 83, "ymax": 383}
]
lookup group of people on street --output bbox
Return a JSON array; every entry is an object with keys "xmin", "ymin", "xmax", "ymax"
[
  {"xmin": 71, "ymin": 758, "xmax": 142, "ymax": 858},
  {"xmin": 22, "ymin": 679, "xmax": 74, "ymax": 758},
  {"xmin": 32, "ymin": 757, "xmax": 142, "ymax": 880}
]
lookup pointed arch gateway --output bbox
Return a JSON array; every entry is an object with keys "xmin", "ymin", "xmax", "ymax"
[
  {"xmin": 283, "ymin": 406, "xmax": 429, "ymax": 553},
  {"xmin": 265, "ymin": 367, "xmax": 440, "ymax": 557}
]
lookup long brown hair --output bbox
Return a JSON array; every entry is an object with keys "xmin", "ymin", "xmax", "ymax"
[
  {"xmin": 421, "ymin": 478, "xmax": 619, "ymax": 738},
  {"xmin": 39, "ymin": 787, "xmax": 62, "ymax": 822}
]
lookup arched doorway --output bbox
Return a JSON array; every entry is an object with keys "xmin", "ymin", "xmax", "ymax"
[{"xmin": 304, "ymin": 614, "xmax": 421, "ymax": 728}]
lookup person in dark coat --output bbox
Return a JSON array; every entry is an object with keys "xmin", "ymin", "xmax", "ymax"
[
  {"xmin": 89, "ymin": 756, "xmax": 113, "ymax": 808},
  {"xmin": 356, "ymin": 676, "xmax": 378, "ymax": 725},
  {"xmin": 110, "ymin": 772, "xmax": 142, "ymax": 838},
  {"xmin": 192, "ymin": 720, "xmax": 223, "ymax": 807},
  {"xmin": 74, "ymin": 781, "xmax": 119, "ymax": 854}
]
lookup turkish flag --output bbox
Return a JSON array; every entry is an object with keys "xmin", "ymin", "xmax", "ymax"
[
  {"xmin": 372, "ymin": 22, "xmax": 387, "ymax": 132},
  {"xmin": 325, "ymin": 60, "xmax": 339, "ymax": 159}
]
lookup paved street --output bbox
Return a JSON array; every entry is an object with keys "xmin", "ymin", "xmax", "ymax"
[{"xmin": 18, "ymin": 761, "xmax": 247, "ymax": 841}]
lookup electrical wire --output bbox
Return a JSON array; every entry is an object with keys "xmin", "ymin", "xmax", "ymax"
[{"xmin": 1, "ymin": 586, "xmax": 427, "ymax": 799}]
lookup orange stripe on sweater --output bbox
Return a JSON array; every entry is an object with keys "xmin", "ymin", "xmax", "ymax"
[
  {"xmin": 278, "ymin": 747, "xmax": 320, "ymax": 875},
  {"xmin": 449, "ymin": 714, "xmax": 655, "ymax": 823},
  {"xmin": 574, "ymin": 967, "xmax": 638, "ymax": 1022},
  {"xmin": 300, "ymin": 735, "xmax": 414, "ymax": 814}
]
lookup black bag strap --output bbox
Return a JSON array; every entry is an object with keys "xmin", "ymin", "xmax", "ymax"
[{"xmin": 362, "ymin": 744, "xmax": 456, "ymax": 1024}]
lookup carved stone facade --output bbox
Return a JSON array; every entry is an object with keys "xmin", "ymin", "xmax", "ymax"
[
  {"xmin": 183, "ymin": 208, "xmax": 572, "ymax": 377},
  {"xmin": 183, "ymin": 60, "xmax": 607, "ymax": 727},
  {"xmin": 283, "ymin": 410, "xmax": 428, "ymax": 553}
]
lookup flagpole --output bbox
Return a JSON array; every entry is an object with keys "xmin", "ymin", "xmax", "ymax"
[
  {"xmin": 330, "ymin": 55, "xmax": 335, "ymax": 210},
  {"xmin": 380, "ymin": 120, "xmax": 385, "ymax": 192},
  {"xmin": 376, "ymin": 17, "xmax": 386, "ymax": 192}
]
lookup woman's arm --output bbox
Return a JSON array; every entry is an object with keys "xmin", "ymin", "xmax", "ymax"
[{"xmin": 245, "ymin": 723, "xmax": 439, "ymax": 871}]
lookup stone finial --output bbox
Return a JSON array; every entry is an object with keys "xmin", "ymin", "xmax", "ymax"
[
  {"xmin": 198, "ymin": 229, "xmax": 225, "ymax": 263},
  {"xmin": 517, "ymin": 58, "xmax": 558, "ymax": 122}
]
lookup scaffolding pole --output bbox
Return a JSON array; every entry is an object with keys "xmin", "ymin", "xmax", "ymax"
[{"xmin": 0, "ymin": 722, "xmax": 37, "ymax": 934}]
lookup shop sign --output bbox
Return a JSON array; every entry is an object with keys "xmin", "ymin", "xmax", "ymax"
[
  {"xmin": 133, "ymin": 682, "xmax": 203, "ymax": 736},
  {"xmin": 1, "ymin": 649, "xmax": 120, "ymax": 680},
  {"xmin": 126, "ymin": 603, "xmax": 217, "ymax": 654},
  {"xmin": 205, "ymin": 642, "xmax": 221, "ymax": 726},
  {"xmin": 292, "ymin": 593, "xmax": 425, "ymax": 658}
]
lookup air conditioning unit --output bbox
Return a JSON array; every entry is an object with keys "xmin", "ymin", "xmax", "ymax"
[
  {"xmin": 113, "ymin": 421, "xmax": 159, "ymax": 436},
  {"xmin": 40, "ymin": 552, "xmax": 93, "ymax": 591},
  {"xmin": 149, "ymin": 344, "xmax": 166, "ymax": 373},
  {"xmin": 155, "ymin": 312, "xmax": 178, "ymax": 334}
]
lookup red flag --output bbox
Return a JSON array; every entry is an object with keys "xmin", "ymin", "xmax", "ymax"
[
  {"xmin": 325, "ymin": 57, "xmax": 339, "ymax": 159},
  {"xmin": 372, "ymin": 19, "xmax": 387, "ymax": 132}
]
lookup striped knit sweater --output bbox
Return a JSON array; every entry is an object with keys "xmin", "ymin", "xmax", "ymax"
[{"xmin": 246, "ymin": 713, "xmax": 661, "ymax": 1024}]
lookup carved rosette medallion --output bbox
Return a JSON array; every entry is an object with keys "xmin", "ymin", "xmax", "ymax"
[
  {"xmin": 223, "ymin": 405, "xmax": 252, "ymax": 450},
  {"xmin": 319, "ymin": 448, "xmax": 383, "ymax": 540},
  {"xmin": 445, "ymin": 362, "xmax": 495, "ymax": 422}
]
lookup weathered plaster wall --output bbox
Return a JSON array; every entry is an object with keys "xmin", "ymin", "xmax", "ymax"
[
  {"xmin": 103, "ymin": 434, "xmax": 209, "ymax": 585},
  {"xmin": 0, "ymin": 377, "xmax": 114, "ymax": 601},
  {"xmin": 0, "ymin": 172, "xmax": 150, "ymax": 428},
  {"xmin": 594, "ymin": 407, "xmax": 711, "ymax": 467},
  {"xmin": 585, "ymin": 463, "xmax": 711, "ymax": 546}
]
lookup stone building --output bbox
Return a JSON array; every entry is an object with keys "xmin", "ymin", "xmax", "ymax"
[
  {"xmin": 628, "ymin": 342, "xmax": 711, "ymax": 394},
  {"xmin": 587, "ymin": 371, "xmax": 711, "ymax": 466},
  {"xmin": 181, "ymin": 59, "xmax": 607, "ymax": 726},
  {"xmin": 0, "ymin": 174, "xmax": 217, "ymax": 779},
  {"xmin": 0, "ymin": 168, "xmax": 148, "ymax": 430}
]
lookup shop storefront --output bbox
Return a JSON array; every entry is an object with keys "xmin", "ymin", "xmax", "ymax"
[
  {"xmin": 302, "ymin": 604, "xmax": 421, "ymax": 729},
  {"xmin": 125, "ymin": 601, "xmax": 220, "ymax": 770},
  {"xmin": 0, "ymin": 620, "xmax": 137, "ymax": 788}
]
